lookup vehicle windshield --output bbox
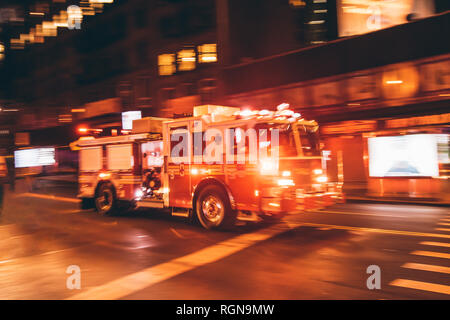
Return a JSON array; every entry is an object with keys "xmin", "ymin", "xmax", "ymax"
[
  {"xmin": 255, "ymin": 123, "xmax": 297, "ymax": 157},
  {"xmin": 297, "ymin": 124, "xmax": 320, "ymax": 156}
]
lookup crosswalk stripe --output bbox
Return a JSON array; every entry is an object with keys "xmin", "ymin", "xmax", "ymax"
[
  {"xmin": 67, "ymin": 223, "xmax": 298, "ymax": 300},
  {"xmin": 284, "ymin": 222, "xmax": 450, "ymax": 239},
  {"xmin": 435, "ymin": 228, "xmax": 450, "ymax": 232},
  {"xmin": 390, "ymin": 279, "xmax": 450, "ymax": 295},
  {"xmin": 411, "ymin": 250, "xmax": 450, "ymax": 259},
  {"xmin": 402, "ymin": 263, "xmax": 450, "ymax": 274},
  {"xmin": 437, "ymin": 222, "xmax": 450, "ymax": 226},
  {"xmin": 440, "ymin": 218, "xmax": 450, "ymax": 222},
  {"xmin": 419, "ymin": 241, "xmax": 450, "ymax": 248}
]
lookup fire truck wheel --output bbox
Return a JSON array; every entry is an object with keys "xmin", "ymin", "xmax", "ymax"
[
  {"xmin": 196, "ymin": 185, "xmax": 236, "ymax": 230},
  {"xmin": 95, "ymin": 182, "xmax": 117, "ymax": 216}
]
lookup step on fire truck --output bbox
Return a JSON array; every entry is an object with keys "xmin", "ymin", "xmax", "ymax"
[{"xmin": 72, "ymin": 105, "xmax": 343, "ymax": 229}]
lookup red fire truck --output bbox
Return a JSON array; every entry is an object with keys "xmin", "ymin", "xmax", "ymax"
[{"xmin": 72, "ymin": 105, "xmax": 343, "ymax": 229}]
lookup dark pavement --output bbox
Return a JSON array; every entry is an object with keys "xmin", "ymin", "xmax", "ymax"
[{"xmin": 0, "ymin": 180, "xmax": 449, "ymax": 299}]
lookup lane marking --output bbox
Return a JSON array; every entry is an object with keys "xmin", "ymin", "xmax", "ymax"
[
  {"xmin": 170, "ymin": 227, "xmax": 185, "ymax": 239},
  {"xmin": 67, "ymin": 223, "xmax": 297, "ymax": 300},
  {"xmin": 390, "ymin": 279, "xmax": 450, "ymax": 295},
  {"xmin": 0, "ymin": 245, "xmax": 88, "ymax": 265},
  {"xmin": 420, "ymin": 241, "xmax": 450, "ymax": 248},
  {"xmin": 309, "ymin": 210, "xmax": 406, "ymax": 218},
  {"xmin": 411, "ymin": 250, "xmax": 450, "ymax": 259},
  {"xmin": 440, "ymin": 218, "xmax": 450, "ymax": 222},
  {"xmin": 402, "ymin": 263, "xmax": 450, "ymax": 274},
  {"xmin": 435, "ymin": 228, "xmax": 450, "ymax": 232},
  {"xmin": 437, "ymin": 222, "xmax": 450, "ymax": 226},
  {"xmin": 14, "ymin": 193, "xmax": 80, "ymax": 203},
  {"xmin": 286, "ymin": 221, "xmax": 450, "ymax": 239}
]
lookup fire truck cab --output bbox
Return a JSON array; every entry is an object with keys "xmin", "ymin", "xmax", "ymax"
[{"xmin": 74, "ymin": 105, "xmax": 343, "ymax": 229}]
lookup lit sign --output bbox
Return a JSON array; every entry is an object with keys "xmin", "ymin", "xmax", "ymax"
[
  {"xmin": 122, "ymin": 111, "xmax": 142, "ymax": 130},
  {"xmin": 337, "ymin": 0, "xmax": 435, "ymax": 37},
  {"xmin": 368, "ymin": 134, "xmax": 439, "ymax": 177},
  {"xmin": 14, "ymin": 148, "xmax": 56, "ymax": 168}
]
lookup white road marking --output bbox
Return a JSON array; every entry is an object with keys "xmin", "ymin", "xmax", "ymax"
[
  {"xmin": 67, "ymin": 223, "xmax": 297, "ymax": 300},
  {"xmin": 14, "ymin": 193, "xmax": 80, "ymax": 203},
  {"xmin": 435, "ymin": 228, "xmax": 450, "ymax": 232}
]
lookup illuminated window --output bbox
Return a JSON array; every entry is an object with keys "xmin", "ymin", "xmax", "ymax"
[
  {"xmin": 289, "ymin": 0, "xmax": 306, "ymax": 7},
  {"xmin": 198, "ymin": 44, "xmax": 217, "ymax": 63},
  {"xmin": 158, "ymin": 53, "xmax": 175, "ymax": 76},
  {"xmin": 177, "ymin": 49, "xmax": 196, "ymax": 71},
  {"xmin": 0, "ymin": 43, "xmax": 4, "ymax": 61}
]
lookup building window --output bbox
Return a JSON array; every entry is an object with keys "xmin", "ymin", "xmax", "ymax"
[
  {"xmin": 198, "ymin": 44, "xmax": 217, "ymax": 63},
  {"xmin": 177, "ymin": 49, "xmax": 196, "ymax": 71},
  {"xmin": 289, "ymin": 0, "xmax": 306, "ymax": 7},
  {"xmin": 158, "ymin": 54, "xmax": 176, "ymax": 76}
]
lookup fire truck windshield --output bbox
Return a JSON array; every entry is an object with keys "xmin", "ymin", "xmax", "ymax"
[
  {"xmin": 297, "ymin": 124, "xmax": 320, "ymax": 156},
  {"xmin": 256, "ymin": 123, "xmax": 297, "ymax": 157},
  {"xmin": 256, "ymin": 122, "xmax": 320, "ymax": 157}
]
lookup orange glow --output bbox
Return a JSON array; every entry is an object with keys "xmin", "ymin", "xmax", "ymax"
[
  {"xmin": 158, "ymin": 54, "xmax": 176, "ymax": 76},
  {"xmin": 71, "ymin": 108, "xmax": 86, "ymax": 113},
  {"xmin": 78, "ymin": 127, "xmax": 88, "ymax": 133},
  {"xmin": 191, "ymin": 168, "xmax": 199, "ymax": 175},
  {"xmin": 386, "ymin": 80, "xmax": 403, "ymax": 84},
  {"xmin": 99, "ymin": 172, "xmax": 111, "ymax": 179},
  {"xmin": 177, "ymin": 49, "xmax": 196, "ymax": 71},
  {"xmin": 198, "ymin": 44, "xmax": 217, "ymax": 63}
]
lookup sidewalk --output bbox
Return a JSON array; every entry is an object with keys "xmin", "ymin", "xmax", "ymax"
[{"xmin": 13, "ymin": 174, "xmax": 78, "ymax": 199}]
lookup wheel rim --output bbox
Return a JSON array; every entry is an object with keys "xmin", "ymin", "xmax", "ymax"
[
  {"xmin": 201, "ymin": 195, "xmax": 224, "ymax": 225},
  {"xmin": 97, "ymin": 189, "xmax": 113, "ymax": 212}
]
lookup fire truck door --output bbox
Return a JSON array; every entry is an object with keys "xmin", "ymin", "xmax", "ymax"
[{"xmin": 167, "ymin": 123, "xmax": 191, "ymax": 208}]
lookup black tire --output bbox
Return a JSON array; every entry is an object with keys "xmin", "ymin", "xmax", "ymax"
[
  {"xmin": 195, "ymin": 185, "xmax": 236, "ymax": 230},
  {"xmin": 94, "ymin": 182, "xmax": 117, "ymax": 216},
  {"xmin": 80, "ymin": 197, "xmax": 94, "ymax": 210}
]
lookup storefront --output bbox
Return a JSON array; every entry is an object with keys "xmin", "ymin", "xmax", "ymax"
[{"xmin": 321, "ymin": 113, "xmax": 450, "ymax": 203}]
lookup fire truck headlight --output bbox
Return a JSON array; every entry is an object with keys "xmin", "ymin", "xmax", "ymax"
[
  {"xmin": 260, "ymin": 159, "xmax": 278, "ymax": 175},
  {"xmin": 316, "ymin": 176, "xmax": 328, "ymax": 183},
  {"xmin": 281, "ymin": 170, "xmax": 291, "ymax": 177},
  {"xmin": 134, "ymin": 189, "xmax": 144, "ymax": 199},
  {"xmin": 277, "ymin": 178, "xmax": 295, "ymax": 187},
  {"xmin": 313, "ymin": 169, "xmax": 323, "ymax": 175}
]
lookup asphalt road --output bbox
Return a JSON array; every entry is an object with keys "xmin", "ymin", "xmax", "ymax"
[{"xmin": 0, "ymin": 180, "xmax": 449, "ymax": 300}]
